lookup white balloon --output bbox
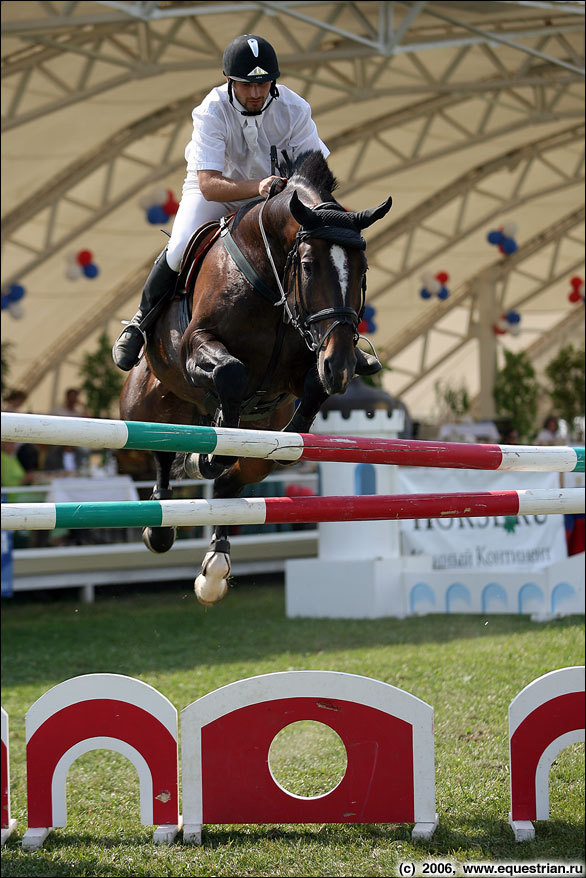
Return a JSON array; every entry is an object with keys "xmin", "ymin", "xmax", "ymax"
[
  {"xmin": 508, "ymin": 323, "xmax": 521, "ymax": 336},
  {"xmin": 421, "ymin": 271, "xmax": 435, "ymax": 284},
  {"xmin": 66, "ymin": 263, "xmax": 83, "ymax": 281},
  {"xmin": 8, "ymin": 301, "xmax": 25, "ymax": 319},
  {"xmin": 150, "ymin": 186, "xmax": 168, "ymax": 205},
  {"xmin": 502, "ymin": 221, "xmax": 518, "ymax": 238},
  {"xmin": 497, "ymin": 317, "xmax": 509, "ymax": 332},
  {"xmin": 138, "ymin": 191, "xmax": 155, "ymax": 209},
  {"xmin": 427, "ymin": 278, "xmax": 441, "ymax": 295}
]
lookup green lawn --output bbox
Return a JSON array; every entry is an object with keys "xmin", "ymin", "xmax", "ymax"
[{"xmin": 1, "ymin": 579, "xmax": 584, "ymax": 877}]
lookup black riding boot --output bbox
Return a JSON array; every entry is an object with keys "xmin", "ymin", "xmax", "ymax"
[
  {"xmin": 112, "ymin": 250, "xmax": 178, "ymax": 371},
  {"xmin": 354, "ymin": 347, "xmax": 383, "ymax": 376}
]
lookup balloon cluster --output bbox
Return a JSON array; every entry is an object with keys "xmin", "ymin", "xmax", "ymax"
[
  {"xmin": 420, "ymin": 270, "xmax": 450, "ymax": 300},
  {"xmin": 0, "ymin": 283, "xmax": 26, "ymax": 320},
  {"xmin": 139, "ymin": 187, "xmax": 179, "ymax": 225},
  {"xmin": 357, "ymin": 305, "xmax": 376, "ymax": 334},
  {"xmin": 487, "ymin": 221, "xmax": 518, "ymax": 255},
  {"xmin": 66, "ymin": 249, "xmax": 100, "ymax": 281},
  {"xmin": 494, "ymin": 310, "xmax": 522, "ymax": 336},
  {"xmin": 568, "ymin": 275, "xmax": 585, "ymax": 304}
]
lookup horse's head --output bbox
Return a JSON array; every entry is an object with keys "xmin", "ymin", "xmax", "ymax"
[{"xmin": 287, "ymin": 189, "xmax": 392, "ymax": 396}]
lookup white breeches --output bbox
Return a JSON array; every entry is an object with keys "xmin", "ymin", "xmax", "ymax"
[{"xmin": 166, "ymin": 171, "xmax": 249, "ymax": 272}]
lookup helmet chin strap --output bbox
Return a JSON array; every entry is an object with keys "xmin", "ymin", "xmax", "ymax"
[{"xmin": 228, "ymin": 79, "xmax": 279, "ymax": 115}]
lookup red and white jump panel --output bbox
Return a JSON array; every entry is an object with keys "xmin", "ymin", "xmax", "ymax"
[
  {"xmin": 22, "ymin": 674, "xmax": 181, "ymax": 850},
  {"xmin": 180, "ymin": 671, "xmax": 438, "ymax": 843},
  {"xmin": 509, "ymin": 666, "xmax": 585, "ymax": 841},
  {"xmin": 1, "ymin": 708, "xmax": 17, "ymax": 845}
]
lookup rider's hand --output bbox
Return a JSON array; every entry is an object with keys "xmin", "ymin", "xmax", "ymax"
[{"xmin": 258, "ymin": 175, "xmax": 287, "ymax": 198}]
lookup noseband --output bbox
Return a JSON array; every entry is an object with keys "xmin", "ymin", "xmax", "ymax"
[{"xmin": 258, "ymin": 198, "xmax": 367, "ymax": 354}]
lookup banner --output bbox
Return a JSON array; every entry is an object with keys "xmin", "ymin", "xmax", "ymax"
[{"xmin": 397, "ymin": 468, "xmax": 567, "ymax": 571}]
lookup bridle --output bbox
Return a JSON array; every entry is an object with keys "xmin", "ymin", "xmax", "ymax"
[{"xmin": 258, "ymin": 193, "xmax": 367, "ymax": 354}]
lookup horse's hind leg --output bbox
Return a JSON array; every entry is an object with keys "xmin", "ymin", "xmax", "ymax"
[
  {"xmin": 194, "ymin": 525, "xmax": 231, "ymax": 606},
  {"xmin": 143, "ymin": 450, "xmax": 177, "ymax": 554},
  {"xmin": 192, "ymin": 459, "xmax": 274, "ymax": 605}
]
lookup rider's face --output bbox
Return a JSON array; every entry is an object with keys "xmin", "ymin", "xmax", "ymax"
[{"xmin": 229, "ymin": 78, "xmax": 271, "ymax": 112}]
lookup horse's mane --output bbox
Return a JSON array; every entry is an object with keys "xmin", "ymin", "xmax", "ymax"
[{"xmin": 289, "ymin": 151, "xmax": 339, "ymax": 201}]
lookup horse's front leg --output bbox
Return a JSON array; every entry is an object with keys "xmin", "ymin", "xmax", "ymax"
[
  {"xmin": 285, "ymin": 362, "xmax": 329, "ymax": 434},
  {"xmin": 182, "ymin": 329, "xmax": 248, "ymax": 479},
  {"xmin": 143, "ymin": 450, "xmax": 178, "ymax": 554}
]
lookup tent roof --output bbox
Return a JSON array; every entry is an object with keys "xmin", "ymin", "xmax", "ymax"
[{"xmin": 2, "ymin": 0, "xmax": 584, "ymax": 420}]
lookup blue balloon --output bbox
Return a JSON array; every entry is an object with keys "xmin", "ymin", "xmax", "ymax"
[
  {"xmin": 501, "ymin": 236, "xmax": 517, "ymax": 254},
  {"xmin": 146, "ymin": 205, "xmax": 170, "ymax": 224},
  {"xmin": 487, "ymin": 230, "xmax": 503, "ymax": 245},
  {"xmin": 7, "ymin": 283, "xmax": 26, "ymax": 302},
  {"xmin": 420, "ymin": 288, "xmax": 432, "ymax": 299},
  {"xmin": 83, "ymin": 263, "xmax": 99, "ymax": 279},
  {"xmin": 1, "ymin": 295, "xmax": 10, "ymax": 310},
  {"xmin": 437, "ymin": 287, "xmax": 450, "ymax": 300},
  {"xmin": 506, "ymin": 310, "xmax": 521, "ymax": 324},
  {"xmin": 363, "ymin": 305, "xmax": 375, "ymax": 320}
]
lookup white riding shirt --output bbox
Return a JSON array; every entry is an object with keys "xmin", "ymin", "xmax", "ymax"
[
  {"xmin": 165, "ymin": 83, "xmax": 329, "ymax": 271},
  {"xmin": 185, "ymin": 82, "xmax": 329, "ymax": 181}
]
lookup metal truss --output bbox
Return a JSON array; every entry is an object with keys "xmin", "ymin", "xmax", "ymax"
[
  {"xmin": 364, "ymin": 123, "xmax": 585, "ymax": 298},
  {"xmin": 2, "ymin": 1, "xmax": 583, "ymax": 129},
  {"xmin": 1, "ymin": 82, "xmax": 583, "ymax": 288},
  {"xmin": 380, "ymin": 206, "xmax": 585, "ymax": 396}
]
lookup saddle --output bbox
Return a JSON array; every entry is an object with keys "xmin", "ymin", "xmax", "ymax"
[
  {"xmin": 175, "ymin": 212, "xmax": 290, "ymax": 422},
  {"xmin": 177, "ymin": 220, "xmax": 222, "ymax": 299}
]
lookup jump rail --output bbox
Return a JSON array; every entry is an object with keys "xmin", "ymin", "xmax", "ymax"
[
  {"xmin": 2, "ymin": 489, "xmax": 583, "ymax": 531},
  {"xmin": 2, "ymin": 413, "xmax": 584, "ymax": 473}
]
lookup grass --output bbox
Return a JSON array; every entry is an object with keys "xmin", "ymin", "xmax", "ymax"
[{"xmin": 1, "ymin": 578, "xmax": 584, "ymax": 877}]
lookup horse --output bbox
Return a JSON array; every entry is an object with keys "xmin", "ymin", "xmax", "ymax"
[{"xmin": 120, "ymin": 151, "xmax": 392, "ymax": 605}]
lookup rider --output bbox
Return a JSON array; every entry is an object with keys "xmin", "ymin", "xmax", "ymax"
[{"xmin": 112, "ymin": 34, "xmax": 382, "ymax": 376}]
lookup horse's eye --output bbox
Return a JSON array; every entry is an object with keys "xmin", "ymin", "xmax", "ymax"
[{"xmin": 301, "ymin": 261, "xmax": 313, "ymax": 276}]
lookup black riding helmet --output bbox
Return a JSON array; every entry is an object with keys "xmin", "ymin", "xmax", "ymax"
[
  {"xmin": 223, "ymin": 34, "xmax": 280, "ymax": 115},
  {"xmin": 222, "ymin": 34, "xmax": 280, "ymax": 82}
]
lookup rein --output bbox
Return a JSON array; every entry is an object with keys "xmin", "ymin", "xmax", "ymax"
[{"xmin": 256, "ymin": 192, "xmax": 366, "ymax": 354}]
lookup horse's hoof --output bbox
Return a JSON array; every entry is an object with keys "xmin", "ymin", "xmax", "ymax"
[
  {"xmin": 184, "ymin": 453, "xmax": 207, "ymax": 480},
  {"xmin": 142, "ymin": 526, "xmax": 176, "ymax": 554},
  {"xmin": 196, "ymin": 453, "xmax": 230, "ymax": 480},
  {"xmin": 194, "ymin": 551, "xmax": 230, "ymax": 605}
]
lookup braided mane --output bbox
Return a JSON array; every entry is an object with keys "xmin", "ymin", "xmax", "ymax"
[{"xmin": 289, "ymin": 151, "xmax": 339, "ymax": 201}]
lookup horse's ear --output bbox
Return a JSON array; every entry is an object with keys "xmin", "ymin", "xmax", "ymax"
[
  {"xmin": 289, "ymin": 190, "xmax": 320, "ymax": 229},
  {"xmin": 351, "ymin": 196, "xmax": 393, "ymax": 230}
]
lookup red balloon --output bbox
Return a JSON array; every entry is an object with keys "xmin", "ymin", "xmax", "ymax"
[
  {"xmin": 435, "ymin": 271, "xmax": 449, "ymax": 284},
  {"xmin": 498, "ymin": 244, "xmax": 505, "ymax": 255},
  {"xmin": 163, "ymin": 196, "xmax": 179, "ymax": 216},
  {"xmin": 568, "ymin": 290, "xmax": 582, "ymax": 303},
  {"xmin": 570, "ymin": 276, "xmax": 583, "ymax": 289},
  {"xmin": 76, "ymin": 249, "xmax": 93, "ymax": 267}
]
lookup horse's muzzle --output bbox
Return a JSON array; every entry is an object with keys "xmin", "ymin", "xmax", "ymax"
[{"xmin": 318, "ymin": 330, "xmax": 356, "ymax": 396}]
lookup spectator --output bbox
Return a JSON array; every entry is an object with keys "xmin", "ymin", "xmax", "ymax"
[
  {"xmin": 51, "ymin": 387, "xmax": 89, "ymax": 418},
  {"xmin": 47, "ymin": 388, "xmax": 90, "ymax": 472},
  {"xmin": 1, "ymin": 441, "xmax": 27, "ymax": 488},
  {"xmin": 536, "ymin": 415, "xmax": 561, "ymax": 445},
  {"xmin": 500, "ymin": 426, "xmax": 519, "ymax": 445},
  {"xmin": 2, "ymin": 389, "xmax": 41, "ymax": 473}
]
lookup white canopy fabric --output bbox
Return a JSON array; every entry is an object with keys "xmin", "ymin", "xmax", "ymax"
[{"xmin": 1, "ymin": 1, "xmax": 584, "ymax": 421}]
